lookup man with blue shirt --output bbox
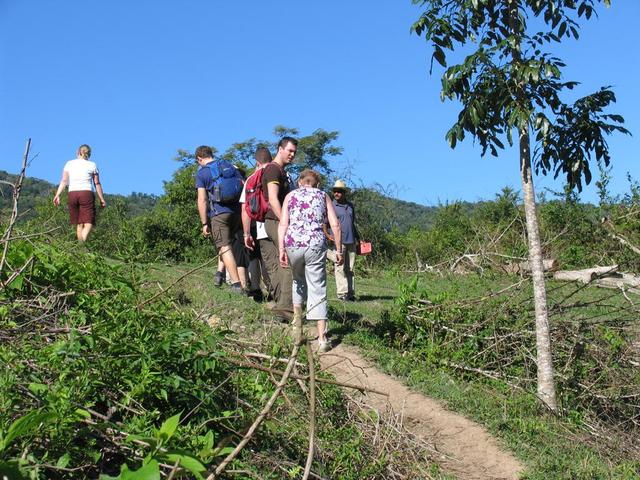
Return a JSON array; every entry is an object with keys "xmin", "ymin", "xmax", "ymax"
[
  {"xmin": 195, "ymin": 145, "xmax": 243, "ymax": 294},
  {"xmin": 326, "ymin": 179, "xmax": 359, "ymax": 301}
]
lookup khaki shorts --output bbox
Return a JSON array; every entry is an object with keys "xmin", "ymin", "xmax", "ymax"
[{"xmin": 211, "ymin": 212, "xmax": 241, "ymax": 249}]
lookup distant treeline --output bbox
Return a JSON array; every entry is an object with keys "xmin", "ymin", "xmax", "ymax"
[
  {"xmin": 6, "ymin": 167, "xmax": 640, "ymax": 274},
  {"xmin": 0, "ymin": 170, "xmax": 158, "ymax": 220},
  {"xmin": 0, "ymin": 169, "xmax": 437, "ymax": 233}
]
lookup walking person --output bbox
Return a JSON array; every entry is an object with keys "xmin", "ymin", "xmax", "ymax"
[
  {"xmin": 53, "ymin": 144, "xmax": 106, "ymax": 243},
  {"xmin": 241, "ymin": 146, "xmax": 273, "ymax": 301},
  {"xmin": 260, "ymin": 137, "xmax": 297, "ymax": 320},
  {"xmin": 326, "ymin": 179, "xmax": 359, "ymax": 301},
  {"xmin": 278, "ymin": 169, "xmax": 342, "ymax": 352},
  {"xmin": 195, "ymin": 145, "xmax": 244, "ymax": 294}
]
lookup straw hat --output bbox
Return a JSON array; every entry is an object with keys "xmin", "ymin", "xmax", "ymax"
[{"xmin": 332, "ymin": 179, "xmax": 349, "ymax": 191}]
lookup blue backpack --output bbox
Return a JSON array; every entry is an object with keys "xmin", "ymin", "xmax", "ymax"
[{"xmin": 203, "ymin": 159, "xmax": 244, "ymax": 205}]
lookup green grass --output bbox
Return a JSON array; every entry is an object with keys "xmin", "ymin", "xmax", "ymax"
[
  {"xmin": 328, "ymin": 269, "xmax": 639, "ymax": 479},
  {"xmin": 146, "ymin": 261, "xmax": 639, "ymax": 478}
]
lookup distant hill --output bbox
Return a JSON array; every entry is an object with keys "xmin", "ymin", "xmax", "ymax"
[
  {"xmin": 1, "ymin": 170, "xmax": 444, "ymax": 232},
  {"xmin": 0, "ymin": 170, "xmax": 158, "ymax": 220},
  {"xmin": 351, "ymin": 188, "xmax": 439, "ymax": 232}
]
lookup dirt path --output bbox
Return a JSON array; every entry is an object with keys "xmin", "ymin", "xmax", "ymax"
[{"xmin": 318, "ymin": 342, "xmax": 524, "ymax": 480}]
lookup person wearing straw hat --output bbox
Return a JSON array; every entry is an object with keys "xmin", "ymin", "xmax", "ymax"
[{"xmin": 325, "ymin": 179, "xmax": 359, "ymax": 301}]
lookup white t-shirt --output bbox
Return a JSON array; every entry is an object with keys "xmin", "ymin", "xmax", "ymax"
[{"xmin": 63, "ymin": 159, "xmax": 99, "ymax": 192}]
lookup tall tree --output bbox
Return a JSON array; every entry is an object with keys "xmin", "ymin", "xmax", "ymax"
[{"xmin": 412, "ymin": 0, "xmax": 628, "ymax": 410}]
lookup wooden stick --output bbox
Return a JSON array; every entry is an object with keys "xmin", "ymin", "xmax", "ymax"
[
  {"xmin": 1, "ymin": 138, "xmax": 30, "ymax": 276},
  {"xmin": 209, "ymin": 344, "xmax": 301, "ymax": 479},
  {"xmin": 303, "ymin": 339, "xmax": 316, "ymax": 480},
  {"xmin": 220, "ymin": 356, "xmax": 388, "ymax": 396}
]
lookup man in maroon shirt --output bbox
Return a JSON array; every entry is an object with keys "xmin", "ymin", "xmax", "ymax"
[{"xmin": 259, "ymin": 137, "xmax": 297, "ymax": 320}]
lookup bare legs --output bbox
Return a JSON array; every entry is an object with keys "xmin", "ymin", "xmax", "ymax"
[
  {"xmin": 219, "ymin": 245, "xmax": 240, "ymax": 284},
  {"xmin": 76, "ymin": 223, "xmax": 94, "ymax": 242}
]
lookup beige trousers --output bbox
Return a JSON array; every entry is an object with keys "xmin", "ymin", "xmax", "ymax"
[{"xmin": 327, "ymin": 243, "xmax": 356, "ymax": 299}]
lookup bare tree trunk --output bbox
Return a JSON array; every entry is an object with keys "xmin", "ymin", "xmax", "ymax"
[{"xmin": 519, "ymin": 127, "xmax": 557, "ymax": 411}]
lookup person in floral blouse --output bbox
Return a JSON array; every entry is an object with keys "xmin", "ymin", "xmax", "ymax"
[{"xmin": 278, "ymin": 169, "xmax": 343, "ymax": 352}]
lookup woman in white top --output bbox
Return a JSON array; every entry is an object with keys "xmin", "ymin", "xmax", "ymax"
[{"xmin": 53, "ymin": 144, "xmax": 106, "ymax": 242}]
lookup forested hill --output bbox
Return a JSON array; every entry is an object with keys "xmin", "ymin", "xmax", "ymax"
[
  {"xmin": 1, "ymin": 170, "xmax": 441, "ymax": 232},
  {"xmin": 353, "ymin": 187, "xmax": 469, "ymax": 232},
  {"xmin": 0, "ymin": 170, "xmax": 158, "ymax": 219}
]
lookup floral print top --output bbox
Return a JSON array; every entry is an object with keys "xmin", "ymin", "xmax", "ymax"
[{"xmin": 284, "ymin": 186, "xmax": 327, "ymax": 249}]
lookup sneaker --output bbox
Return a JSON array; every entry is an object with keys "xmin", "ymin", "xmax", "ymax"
[
  {"xmin": 318, "ymin": 340, "xmax": 331, "ymax": 353},
  {"xmin": 213, "ymin": 271, "xmax": 224, "ymax": 287},
  {"xmin": 337, "ymin": 295, "xmax": 347, "ymax": 301},
  {"xmin": 229, "ymin": 283, "xmax": 245, "ymax": 294}
]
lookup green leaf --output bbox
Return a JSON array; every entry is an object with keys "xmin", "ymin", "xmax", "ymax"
[
  {"xmin": 7, "ymin": 274, "xmax": 24, "ymax": 291},
  {"xmin": 28, "ymin": 383, "xmax": 48, "ymax": 395},
  {"xmin": 558, "ymin": 21, "xmax": 567, "ymax": 38},
  {"xmin": 56, "ymin": 453, "xmax": 71, "ymax": 469},
  {"xmin": 164, "ymin": 453, "xmax": 206, "ymax": 479},
  {"xmin": 103, "ymin": 460, "xmax": 161, "ymax": 480},
  {"xmin": 74, "ymin": 408, "xmax": 92, "ymax": 420},
  {"xmin": 433, "ymin": 46, "xmax": 446, "ymax": 67},
  {"xmin": 1, "ymin": 411, "xmax": 55, "ymax": 451},
  {"xmin": 158, "ymin": 413, "xmax": 181, "ymax": 441}
]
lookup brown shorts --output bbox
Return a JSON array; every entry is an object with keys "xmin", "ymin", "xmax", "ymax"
[
  {"xmin": 68, "ymin": 190, "xmax": 96, "ymax": 225},
  {"xmin": 211, "ymin": 212, "xmax": 241, "ymax": 249}
]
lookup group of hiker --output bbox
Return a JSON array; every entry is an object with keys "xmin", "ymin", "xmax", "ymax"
[
  {"xmin": 54, "ymin": 139, "xmax": 361, "ymax": 352},
  {"xmin": 195, "ymin": 137, "xmax": 361, "ymax": 352}
]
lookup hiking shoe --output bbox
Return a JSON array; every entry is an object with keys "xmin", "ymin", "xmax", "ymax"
[
  {"xmin": 247, "ymin": 289, "xmax": 264, "ymax": 302},
  {"xmin": 271, "ymin": 308, "xmax": 294, "ymax": 322},
  {"xmin": 265, "ymin": 301, "xmax": 278, "ymax": 311},
  {"xmin": 214, "ymin": 271, "xmax": 224, "ymax": 287},
  {"xmin": 318, "ymin": 340, "xmax": 331, "ymax": 353},
  {"xmin": 229, "ymin": 283, "xmax": 245, "ymax": 295},
  {"xmin": 291, "ymin": 311, "xmax": 304, "ymax": 345}
]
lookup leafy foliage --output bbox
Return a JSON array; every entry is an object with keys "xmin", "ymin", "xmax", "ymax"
[
  {"xmin": 0, "ymin": 240, "xmax": 239, "ymax": 478},
  {"xmin": 411, "ymin": 0, "xmax": 628, "ymax": 190}
]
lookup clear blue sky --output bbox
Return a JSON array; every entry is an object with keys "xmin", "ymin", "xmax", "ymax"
[{"xmin": 1, "ymin": 1, "xmax": 638, "ymax": 206}]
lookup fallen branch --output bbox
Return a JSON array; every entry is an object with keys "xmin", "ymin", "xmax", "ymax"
[
  {"xmin": 553, "ymin": 265, "xmax": 618, "ymax": 284},
  {"xmin": 240, "ymin": 351, "xmax": 305, "ymax": 368},
  {"xmin": 219, "ymin": 355, "xmax": 388, "ymax": 396},
  {"xmin": 209, "ymin": 343, "xmax": 301, "ymax": 479},
  {"xmin": 303, "ymin": 340, "xmax": 316, "ymax": 480}
]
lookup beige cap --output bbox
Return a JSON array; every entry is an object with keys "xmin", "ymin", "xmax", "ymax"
[{"xmin": 332, "ymin": 179, "xmax": 348, "ymax": 191}]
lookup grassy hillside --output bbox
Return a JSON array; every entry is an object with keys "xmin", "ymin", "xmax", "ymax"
[
  {"xmin": 1, "ymin": 170, "xmax": 438, "ymax": 232},
  {"xmin": 0, "ymin": 170, "xmax": 158, "ymax": 220}
]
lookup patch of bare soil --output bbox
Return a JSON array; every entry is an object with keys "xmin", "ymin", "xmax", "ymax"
[{"xmin": 319, "ymin": 343, "xmax": 524, "ymax": 480}]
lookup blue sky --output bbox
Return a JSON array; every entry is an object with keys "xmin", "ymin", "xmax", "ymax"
[{"xmin": 1, "ymin": 1, "xmax": 638, "ymax": 206}]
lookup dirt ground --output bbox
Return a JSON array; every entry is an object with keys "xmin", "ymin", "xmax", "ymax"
[{"xmin": 318, "ymin": 342, "xmax": 524, "ymax": 480}]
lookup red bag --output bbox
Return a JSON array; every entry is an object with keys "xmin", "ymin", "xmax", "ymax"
[
  {"xmin": 243, "ymin": 168, "xmax": 270, "ymax": 222},
  {"xmin": 357, "ymin": 241, "xmax": 372, "ymax": 256}
]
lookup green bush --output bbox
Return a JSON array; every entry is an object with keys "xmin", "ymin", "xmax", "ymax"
[{"xmin": 0, "ymin": 240, "xmax": 234, "ymax": 478}]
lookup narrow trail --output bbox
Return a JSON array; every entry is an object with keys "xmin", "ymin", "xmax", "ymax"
[{"xmin": 318, "ymin": 342, "xmax": 524, "ymax": 480}]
